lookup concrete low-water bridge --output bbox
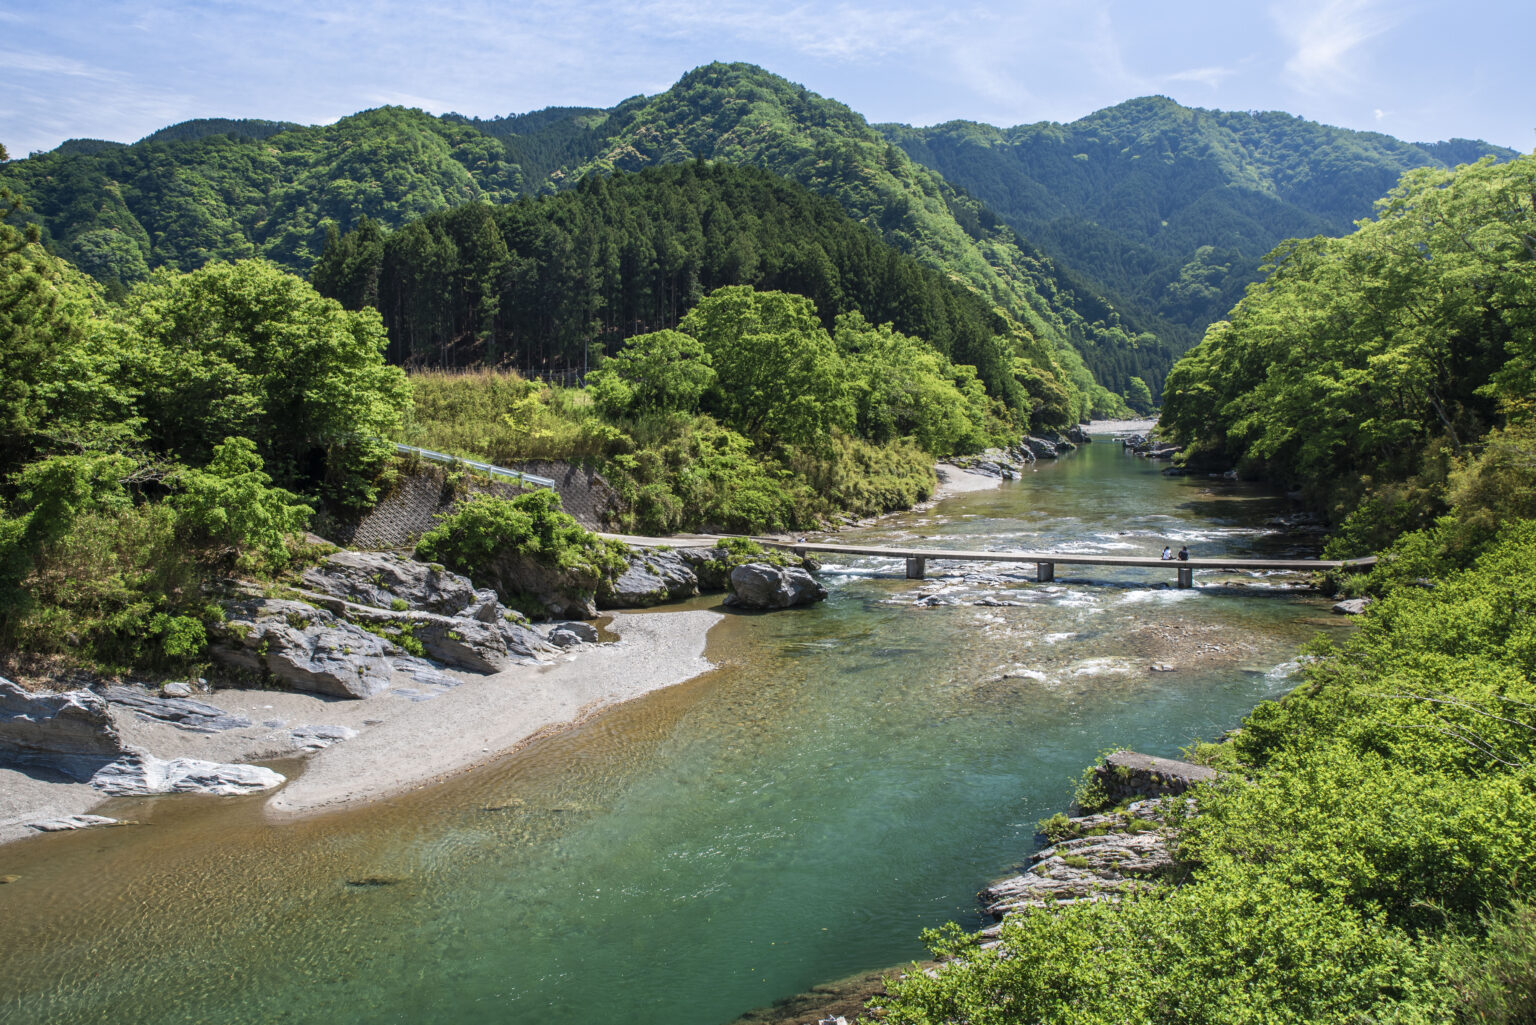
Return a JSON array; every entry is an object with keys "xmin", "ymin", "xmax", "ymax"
[{"xmin": 764, "ymin": 541, "xmax": 1377, "ymax": 589}]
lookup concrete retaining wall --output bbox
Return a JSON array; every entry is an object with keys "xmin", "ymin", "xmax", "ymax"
[{"xmin": 317, "ymin": 461, "xmax": 620, "ymax": 551}]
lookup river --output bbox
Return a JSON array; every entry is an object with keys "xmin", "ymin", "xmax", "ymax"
[{"xmin": 0, "ymin": 437, "xmax": 1348, "ymax": 1025}]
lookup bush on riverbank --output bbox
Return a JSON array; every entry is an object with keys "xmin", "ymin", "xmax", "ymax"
[{"xmin": 878, "ymin": 517, "xmax": 1536, "ymax": 1024}]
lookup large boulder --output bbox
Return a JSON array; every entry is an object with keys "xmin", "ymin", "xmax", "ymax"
[
  {"xmin": 301, "ymin": 550, "xmax": 481, "ymax": 616},
  {"xmin": 485, "ymin": 551, "xmax": 601, "ymax": 619},
  {"xmin": 1022, "ymin": 436, "xmax": 1060, "ymax": 459},
  {"xmin": 90, "ymin": 751, "xmax": 284, "ymax": 796},
  {"xmin": 209, "ymin": 599, "xmax": 394, "ymax": 698},
  {"xmin": 723, "ymin": 563, "xmax": 828, "ymax": 610},
  {"xmin": 0, "ymin": 677, "xmax": 126, "ymax": 779},
  {"xmin": 314, "ymin": 599, "xmax": 554, "ymax": 672},
  {"xmin": 599, "ymin": 548, "xmax": 700, "ymax": 609}
]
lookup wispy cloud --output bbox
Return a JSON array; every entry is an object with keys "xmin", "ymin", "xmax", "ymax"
[
  {"xmin": 1272, "ymin": 0, "xmax": 1401, "ymax": 94},
  {"xmin": 1164, "ymin": 65, "xmax": 1237, "ymax": 89}
]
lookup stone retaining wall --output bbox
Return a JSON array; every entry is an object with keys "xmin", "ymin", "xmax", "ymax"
[{"xmin": 316, "ymin": 461, "xmax": 620, "ymax": 551}]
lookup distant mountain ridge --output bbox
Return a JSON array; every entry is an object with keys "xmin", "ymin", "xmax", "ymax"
[
  {"xmin": 2, "ymin": 63, "xmax": 1515, "ymax": 404},
  {"xmin": 878, "ymin": 96, "xmax": 1519, "ymax": 334}
]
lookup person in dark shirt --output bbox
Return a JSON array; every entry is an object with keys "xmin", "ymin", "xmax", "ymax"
[{"xmin": 1177, "ymin": 546, "xmax": 1189, "ymax": 561}]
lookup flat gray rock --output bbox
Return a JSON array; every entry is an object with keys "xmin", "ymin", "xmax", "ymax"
[
  {"xmin": 90, "ymin": 751, "xmax": 285, "ymax": 796},
  {"xmin": 289, "ymin": 724, "xmax": 358, "ymax": 750},
  {"xmin": 105, "ymin": 685, "xmax": 252, "ymax": 733}
]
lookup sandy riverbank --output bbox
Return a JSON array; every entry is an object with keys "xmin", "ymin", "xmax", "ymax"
[{"xmin": 0, "ymin": 608, "xmax": 720, "ymax": 845}]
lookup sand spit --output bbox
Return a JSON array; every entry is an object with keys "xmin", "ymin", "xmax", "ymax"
[{"xmin": 0, "ymin": 609, "xmax": 720, "ymax": 845}]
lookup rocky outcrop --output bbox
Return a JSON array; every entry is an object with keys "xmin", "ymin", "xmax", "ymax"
[
  {"xmin": 599, "ymin": 548, "xmax": 701, "ymax": 609},
  {"xmin": 1, "ymin": 677, "xmax": 125, "ymax": 779},
  {"xmin": 1095, "ymin": 750, "xmax": 1217, "ymax": 805},
  {"xmin": 980, "ymin": 799, "xmax": 1177, "ymax": 921},
  {"xmin": 301, "ymin": 550, "xmax": 481, "ymax": 615},
  {"xmin": 1022, "ymin": 436, "xmax": 1060, "ymax": 459},
  {"xmin": 723, "ymin": 563, "xmax": 828, "ymax": 610},
  {"xmin": 209, "ymin": 598, "xmax": 395, "ymax": 698},
  {"xmin": 89, "ymin": 751, "xmax": 284, "ymax": 796},
  {"xmin": 485, "ymin": 550, "xmax": 603, "ymax": 619},
  {"xmin": 2, "ymin": 677, "xmax": 285, "ymax": 798},
  {"xmin": 1332, "ymin": 597, "xmax": 1372, "ymax": 615}
]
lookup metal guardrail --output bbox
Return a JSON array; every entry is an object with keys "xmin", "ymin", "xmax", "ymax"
[{"xmin": 394, "ymin": 444, "xmax": 557, "ymax": 489}]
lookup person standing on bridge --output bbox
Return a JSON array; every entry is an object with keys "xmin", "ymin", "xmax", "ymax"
[{"xmin": 1177, "ymin": 545, "xmax": 1189, "ymax": 561}]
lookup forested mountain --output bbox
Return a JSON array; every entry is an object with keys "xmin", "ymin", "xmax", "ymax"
[
  {"xmin": 2, "ymin": 63, "xmax": 1517, "ymax": 408},
  {"xmin": 533, "ymin": 63, "xmax": 1162, "ymax": 406},
  {"xmin": 1, "ymin": 107, "xmax": 521, "ymax": 289},
  {"xmin": 0, "ymin": 64, "xmax": 1155, "ymax": 412},
  {"xmin": 312, "ymin": 161, "xmax": 1080, "ymax": 427},
  {"xmin": 880, "ymin": 98, "xmax": 1520, "ymax": 341}
]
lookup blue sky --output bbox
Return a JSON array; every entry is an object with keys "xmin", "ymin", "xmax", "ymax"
[{"xmin": 3, "ymin": 0, "xmax": 1532, "ymax": 157}]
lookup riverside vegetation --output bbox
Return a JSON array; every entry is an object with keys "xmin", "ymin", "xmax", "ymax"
[
  {"xmin": 2, "ymin": 67, "xmax": 1533, "ymax": 1024},
  {"xmin": 871, "ymin": 152, "xmax": 1536, "ymax": 1023}
]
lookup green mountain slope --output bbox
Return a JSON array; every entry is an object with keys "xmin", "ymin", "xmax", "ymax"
[
  {"xmin": 313, "ymin": 161, "xmax": 1080, "ymax": 426},
  {"xmin": 1, "ymin": 107, "xmax": 521, "ymax": 289},
  {"xmin": 540, "ymin": 63, "xmax": 1157, "ymax": 407},
  {"xmin": 880, "ymin": 97, "xmax": 1520, "ymax": 342}
]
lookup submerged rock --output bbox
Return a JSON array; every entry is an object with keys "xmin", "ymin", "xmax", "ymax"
[
  {"xmin": 28, "ymin": 814, "xmax": 123, "ymax": 833},
  {"xmin": 723, "ymin": 563, "xmax": 827, "ymax": 610}
]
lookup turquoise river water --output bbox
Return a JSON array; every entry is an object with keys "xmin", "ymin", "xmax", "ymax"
[{"xmin": 0, "ymin": 437, "xmax": 1350, "ymax": 1025}]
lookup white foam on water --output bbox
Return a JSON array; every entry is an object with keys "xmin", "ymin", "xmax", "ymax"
[
  {"xmin": 1067, "ymin": 658, "xmax": 1134, "ymax": 677},
  {"xmin": 1116, "ymin": 588, "xmax": 1201, "ymax": 605},
  {"xmin": 1041, "ymin": 632, "xmax": 1078, "ymax": 644}
]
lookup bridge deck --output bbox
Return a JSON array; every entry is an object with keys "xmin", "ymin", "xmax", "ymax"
[
  {"xmin": 772, "ymin": 542, "xmax": 1373, "ymax": 572},
  {"xmin": 764, "ymin": 541, "xmax": 1374, "ymax": 587}
]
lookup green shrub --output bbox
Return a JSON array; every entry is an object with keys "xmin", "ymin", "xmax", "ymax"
[{"xmin": 414, "ymin": 489, "xmax": 628, "ymax": 586}]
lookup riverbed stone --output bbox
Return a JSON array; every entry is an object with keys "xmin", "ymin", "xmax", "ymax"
[
  {"xmin": 723, "ymin": 563, "xmax": 827, "ymax": 610},
  {"xmin": 1332, "ymin": 597, "xmax": 1372, "ymax": 615},
  {"xmin": 0, "ymin": 677, "xmax": 126, "ymax": 779},
  {"xmin": 90, "ymin": 751, "xmax": 285, "ymax": 796},
  {"xmin": 105, "ymin": 685, "xmax": 253, "ymax": 733},
  {"xmin": 545, "ymin": 621, "xmax": 599, "ymax": 648},
  {"xmin": 289, "ymin": 724, "xmax": 358, "ymax": 750}
]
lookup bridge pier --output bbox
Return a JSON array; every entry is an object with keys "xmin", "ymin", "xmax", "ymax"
[
  {"xmin": 905, "ymin": 556, "xmax": 926, "ymax": 579},
  {"xmin": 1037, "ymin": 561, "xmax": 1055, "ymax": 583},
  {"xmin": 1177, "ymin": 567, "xmax": 1193, "ymax": 589}
]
